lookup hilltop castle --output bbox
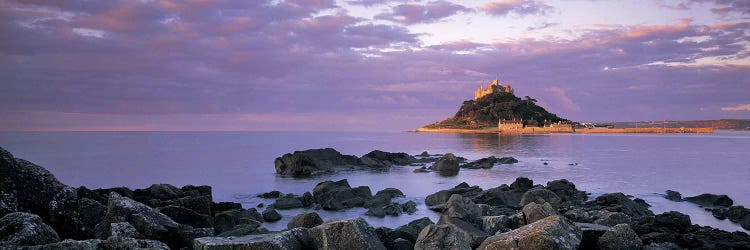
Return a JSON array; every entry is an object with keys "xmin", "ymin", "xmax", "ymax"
[{"xmin": 474, "ymin": 79, "xmax": 513, "ymax": 100}]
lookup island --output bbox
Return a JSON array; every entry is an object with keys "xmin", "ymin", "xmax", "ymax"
[{"xmin": 413, "ymin": 78, "xmax": 714, "ymax": 134}]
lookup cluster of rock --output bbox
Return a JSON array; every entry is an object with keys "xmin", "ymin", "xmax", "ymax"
[
  {"xmin": 259, "ymin": 179, "xmax": 418, "ymax": 218},
  {"xmin": 665, "ymin": 189, "xmax": 750, "ymax": 231},
  {"xmin": 274, "ymin": 148, "xmax": 518, "ymax": 177}
]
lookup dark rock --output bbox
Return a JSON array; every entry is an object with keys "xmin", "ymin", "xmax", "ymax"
[
  {"xmin": 167, "ymin": 195, "xmax": 212, "ymax": 215},
  {"xmin": 312, "ymin": 179, "xmax": 371, "ymax": 210},
  {"xmin": 480, "ymin": 216, "xmax": 510, "ymax": 235},
  {"xmin": 309, "ymin": 218, "xmax": 386, "ymax": 250},
  {"xmin": 258, "ymin": 191, "xmax": 282, "ymax": 199},
  {"xmin": 437, "ymin": 216, "xmax": 488, "ymax": 248},
  {"xmin": 261, "ymin": 208, "xmax": 281, "ymax": 222},
  {"xmin": 590, "ymin": 192, "xmax": 653, "ymax": 218},
  {"xmin": 287, "ymin": 212, "xmax": 323, "ymax": 229},
  {"xmin": 402, "ymin": 201, "xmax": 418, "ymax": 214},
  {"xmin": 392, "ymin": 238, "xmax": 413, "ymax": 250},
  {"xmin": 727, "ymin": 206, "xmax": 749, "ymax": 222},
  {"xmin": 143, "ymin": 184, "xmax": 182, "ymax": 201},
  {"xmin": 430, "ymin": 153, "xmax": 460, "ymax": 176},
  {"xmin": 213, "ymin": 208, "xmax": 263, "ymax": 235},
  {"xmin": 655, "ymin": 211, "xmax": 692, "ymax": 230},
  {"xmin": 497, "ymin": 157, "xmax": 518, "ymax": 164},
  {"xmin": 274, "ymin": 148, "xmax": 362, "ymax": 177},
  {"xmin": 425, "ymin": 183, "xmax": 482, "ymax": 207},
  {"xmin": 414, "ymin": 224, "xmax": 472, "ymax": 250},
  {"xmin": 461, "ymin": 157, "xmax": 498, "ymax": 169},
  {"xmin": 546, "ymin": 179, "xmax": 587, "ymax": 204},
  {"xmin": 593, "ymin": 211, "xmax": 631, "ymax": 227},
  {"xmin": 665, "ymin": 190, "xmax": 682, "ymax": 201},
  {"xmin": 419, "ymin": 151, "xmax": 430, "ymax": 157},
  {"xmin": 444, "ymin": 194, "xmax": 481, "ymax": 224},
  {"xmin": 509, "ymin": 177, "xmax": 533, "ymax": 192},
  {"xmin": 301, "ymin": 192, "xmax": 314, "ymax": 208},
  {"xmin": 159, "ymin": 205, "xmax": 213, "ymax": 228},
  {"xmin": 364, "ymin": 193, "xmax": 393, "ymax": 209},
  {"xmin": 521, "ymin": 202, "xmax": 556, "ymax": 224},
  {"xmin": 211, "ymin": 202, "xmax": 242, "ymax": 215},
  {"xmin": 367, "ymin": 206, "xmax": 386, "ymax": 217},
  {"xmin": 576, "ymin": 222, "xmax": 610, "ymax": 250},
  {"xmin": 564, "ymin": 208, "xmax": 593, "ymax": 223},
  {"xmin": 685, "ymin": 193, "xmax": 733, "ymax": 208},
  {"xmin": 217, "ymin": 224, "xmax": 267, "ymax": 237},
  {"xmin": 360, "ymin": 150, "xmax": 416, "ymax": 167},
  {"xmin": 76, "ymin": 198, "xmax": 105, "ymax": 238},
  {"xmin": 18, "ymin": 237, "xmax": 169, "ymax": 249},
  {"xmin": 0, "ymin": 212, "xmax": 60, "ymax": 247},
  {"xmin": 519, "ymin": 188, "xmax": 561, "ymax": 209},
  {"xmin": 597, "ymin": 224, "xmax": 643, "ymax": 250},
  {"xmin": 0, "ymin": 149, "xmax": 66, "ymax": 221},
  {"xmin": 257, "ymin": 203, "xmax": 264, "ymax": 208},
  {"xmin": 195, "ymin": 227, "xmax": 312, "ymax": 249},
  {"xmin": 413, "ymin": 167, "xmax": 429, "ymax": 173},
  {"xmin": 376, "ymin": 188, "xmax": 405, "ymax": 199},
  {"xmin": 390, "ymin": 217, "xmax": 434, "ymax": 243},
  {"xmin": 95, "ymin": 192, "xmax": 181, "ymax": 248},
  {"xmin": 47, "ymin": 187, "xmax": 83, "ymax": 239},
  {"xmin": 472, "ymin": 186, "xmax": 523, "ymax": 208},
  {"xmin": 273, "ymin": 194, "xmax": 304, "ymax": 210},
  {"xmin": 109, "ymin": 222, "xmax": 144, "ymax": 238},
  {"xmin": 477, "ymin": 215, "xmax": 581, "ymax": 250}
]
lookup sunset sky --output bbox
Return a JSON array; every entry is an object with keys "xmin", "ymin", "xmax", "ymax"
[{"xmin": 1, "ymin": 0, "xmax": 749, "ymax": 131}]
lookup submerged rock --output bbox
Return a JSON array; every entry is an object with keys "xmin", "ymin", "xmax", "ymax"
[
  {"xmin": 274, "ymin": 148, "xmax": 362, "ymax": 177},
  {"xmin": 478, "ymin": 215, "xmax": 581, "ymax": 250},
  {"xmin": 665, "ymin": 190, "xmax": 682, "ymax": 201},
  {"xmin": 460, "ymin": 157, "xmax": 499, "ymax": 169},
  {"xmin": 684, "ymin": 193, "xmax": 733, "ymax": 208},
  {"xmin": 261, "ymin": 207, "xmax": 281, "ymax": 222},
  {"xmin": 431, "ymin": 153, "xmax": 460, "ymax": 176},
  {"xmin": 497, "ymin": 157, "xmax": 518, "ymax": 164}
]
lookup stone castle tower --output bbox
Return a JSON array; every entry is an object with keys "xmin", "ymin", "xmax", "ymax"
[{"xmin": 474, "ymin": 79, "xmax": 513, "ymax": 100}]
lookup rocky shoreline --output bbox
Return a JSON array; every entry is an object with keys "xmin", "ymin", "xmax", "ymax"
[{"xmin": 2, "ymin": 146, "xmax": 750, "ymax": 249}]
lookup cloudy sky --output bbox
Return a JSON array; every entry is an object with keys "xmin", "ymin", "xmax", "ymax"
[{"xmin": 1, "ymin": 0, "xmax": 748, "ymax": 131}]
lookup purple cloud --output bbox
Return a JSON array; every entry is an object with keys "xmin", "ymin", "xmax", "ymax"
[
  {"xmin": 375, "ymin": 0, "xmax": 471, "ymax": 25},
  {"xmin": 480, "ymin": 0, "xmax": 554, "ymax": 16}
]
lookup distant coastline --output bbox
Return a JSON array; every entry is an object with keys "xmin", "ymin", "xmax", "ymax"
[{"xmin": 411, "ymin": 126, "xmax": 715, "ymax": 134}]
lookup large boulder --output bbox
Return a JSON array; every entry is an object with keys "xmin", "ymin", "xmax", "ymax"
[
  {"xmin": 194, "ymin": 227, "xmax": 312, "ymax": 250},
  {"xmin": 665, "ymin": 190, "xmax": 682, "ymax": 201},
  {"xmin": 519, "ymin": 188, "xmax": 562, "ymax": 209},
  {"xmin": 437, "ymin": 216, "xmax": 488, "ymax": 248},
  {"xmin": 0, "ymin": 212, "xmax": 60, "ymax": 247},
  {"xmin": 478, "ymin": 216, "xmax": 581, "ymax": 250},
  {"xmin": 389, "ymin": 217, "xmax": 434, "ymax": 243},
  {"xmin": 546, "ymin": 179, "xmax": 586, "ymax": 203},
  {"xmin": 158, "ymin": 205, "xmax": 213, "ymax": 228},
  {"xmin": 684, "ymin": 193, "xmax": 733, "ymax": 207},
  {"xmin": 444, "ymin": 194, "xmax": 482, "ymax": 223},
  {"xmin": 309, "ymin": 218, "xmax": 386, "ymax": 250},
  {"xmin": 414, "ymin": 224, "xmax": 472, "ymax": 250},
  {"xmin": 273, "ymin": 194, "xmax": 305, "ymax": 209},
  {"xmin": 213, "ymin": 208, "xmax": 263, "ymax": 235},
  {"xmin": 360, "ymin": 150, "xmax": 416, "ymax": 168},
  {"xmin": 521, "ymin": 202, "xmax": 556, "ymax": 224},
  {"xmin": 95, "ymin": 192, "xmax": 180, "ymax": 248},
  {"xmin": 589, "ymin": 193, "xmax": 653, "ymax": 218},
  {"xmin": 274, "ymin": 148, "xmax": 362, "ymax": 177},
  {"xmin": 425, "ymin": 183, "xmax": 483, "ymax": 207},
  {"xmin": 0, "ymin": 147, "xmax": 66, "ymax": 220},
  {"xmin": 312, "ymin": 179, "xmax": 371, "ymax": 210},
  {"xmin": 287, "ymin": 212, "xmax": 324, "ymax": 229},
  {"xmin": 597, "ymin": 224, "xmax": 643, "ymax": 250},
  {"xmin": 261, "ymin": 208, "xmax": 281, "ymax": 222},
  {"xmin": 480, "ymin": 216, "xmax": 510, "ymax": 235},
  {"xmin": 18, "ymin": 237, "xmax": 170, "ymax": 249},
  {"xmin": 430, "ymin": 153, "xmax": 460, "ymax": 176}
]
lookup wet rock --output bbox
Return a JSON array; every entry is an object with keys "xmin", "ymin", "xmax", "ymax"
[
  {"xmin": 593, "ymin": 211, "xmax": 631, "ymax": 227},
  {"xmin": 519, "ymin": 188, "xmax": 561, "ymax": 209},
  {"xmin": 546, "ymin": 179, "xmax": 587, "ymax": 203},
  {"xmin": 472, "ymin": 178, "xmax": 531, "ymax": 208},
  {"xmin": 597, "ymin": 224, "xmax": 643, "ymax": 250},
  {"xmin": 402, "ymin": 201, "xmax": 418, "ymax": 214},
  {"xmin": 360, "ymin": 150, "xmax": 416, "ymax": 168},
  {"xmin": 18, "ymin": 237, "xmax": 170, "ymax": 250},
  {"xmin": 665, "ymin": 190, "xmax": 682, "ymax": 201},
  {"xmin": 656, "ymin": 211, "xmax": 692, "ymax": 230},
  {"xmin": 497, "ymin": 157, "xmax": 518, "ymax": 164},
  {"xmin": 438, "ymin": 216, "xmax": 488, "ymax": 248},
  {"xmin": 685, "ymin": 193, "xmax": 733, "ymax": 208},
  {"xmin": 309, "ymin": 218, "xmax": 386, "ymax": 250},
  {"xmin": 521, "ymin": 202, "xmax": 556, "ymax": 224},
  {"xmin": 159, "ymin": 205, "xmax": 213, "ymax": 228},
  {"xmin": 195, "ymin": 227, "xmax": 312, "ymax": 250},
  {"xmin": 213, "ymin": 208, "xmax": 263, "ymax": 235},
  {"xmin": 430, "ymin": 153, "xmax": 460, "ymax": 176},
  {"xmin": 413, "ymin": 167, "xmax": 429, "ymax": 173},
  {"xmin": 273, "ymin": 194, "xmax": 304, "ymax": 210},
  {"xmin": 312, "ymin": 179, "xmax": 371, "ymax": 210},
  {"xmin": 444, "ymin": 194, "xmax": 481, "ymax": 223},
  {"xmin": 390, "ymin": 217, "xmax": 434, "ymax": 243},
  {"xmin": 414, "ymin": 224, "xmax": 472, "ymax": 250},
  {"xmin": 576, "ymin": 222, "xmax": 610, "ymax": 250},
  {"xmin": 425, "ymin": 183, "xmax": 483, "ymax": 207},
  {"xmin": 509, "ymin": 177, "xmax": 533, "ymax": 192},
  {"xmin": 376, "ymin": 188, "xmax": 405, "ymax": 199},
  {"xmin": 287, "ymin": 212, "xmax": 323, "ymax": 229},
  {"xmin": 95, "ymin": 192, "xmax": 180, "ymax": 248},
  {"xmin": 0, "ymin": 212, "xmax": 60, "ymax": 247},
  {"xmin": 589, "ymin": 192, "xmax": 653, "ymax": 218},
  {"xmin": 477, "ymin": 216, "xmax": 581, "ymax": 250},
  {"xmin": 261, "ymin": 207, "xmax": 281, "ymax": 222},
  {"xmin": 274, "ymin": 148, "xmax": 362, "ymax": 177},
  {"xmin": 258, "ymin": 191, "xmax": 282, "ymax": 199},
  {"xmin": 420, "ymin": 151, "xmax": 430, "ymax": 157},
  {"xmin": 460, "ymin": 157, "xmax": 498, "ymax": 169}
]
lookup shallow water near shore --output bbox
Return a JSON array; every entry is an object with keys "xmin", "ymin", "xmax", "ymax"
[{"xmin": 1, "ymin": 130, "xmax": 749, "ymax": 233}]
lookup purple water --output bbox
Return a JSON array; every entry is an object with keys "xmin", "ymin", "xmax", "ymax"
[{"xmin": 1, "ymin": 131, "xmax": 748, "ymax": 232}]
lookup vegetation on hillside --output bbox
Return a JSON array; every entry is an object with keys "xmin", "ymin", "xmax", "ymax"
[{"xmin": 423, "ymin": 92, "xmax": 568, "ymax": 129}]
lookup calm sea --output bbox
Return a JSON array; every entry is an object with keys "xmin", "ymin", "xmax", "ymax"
[{"xmin": 1, "ymin": 131, "xmax": 748, "ymax": 232}]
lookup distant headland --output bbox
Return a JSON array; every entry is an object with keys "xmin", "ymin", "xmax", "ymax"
[{"xmin": 413, "ymin": 78, "xmax": 733, "ymax": 134}]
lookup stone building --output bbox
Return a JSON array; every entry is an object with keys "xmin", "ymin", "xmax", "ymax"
[
  {"xmin": 498, "ymin": 119, "xmax": 524, "ymax": 131},
  {"xmin": 475, "ymin": 79, "xmax": 514, "ymax": 100}
]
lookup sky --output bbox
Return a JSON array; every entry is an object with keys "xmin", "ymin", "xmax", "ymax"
[{"xmin": 0, "ymin": 0, "xmax": 749, "ymax": 131}]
